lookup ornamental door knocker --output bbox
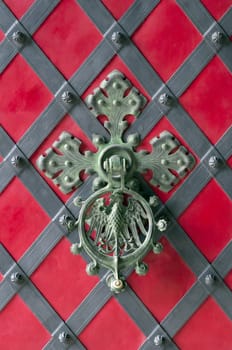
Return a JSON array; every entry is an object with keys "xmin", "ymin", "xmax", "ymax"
[{"xmin": 37, "ymin": 70, "xmax": 195, "ymax": 293}]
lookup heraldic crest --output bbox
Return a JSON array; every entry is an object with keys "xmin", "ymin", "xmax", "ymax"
[{"xmin": 37, "ymin": 70, "xmax": 195, "ymax": 292}]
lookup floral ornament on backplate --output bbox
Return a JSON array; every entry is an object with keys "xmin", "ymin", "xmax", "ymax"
[{"xmin": 37, "ymin": 70, "xmax": 195, "ymax": 293}]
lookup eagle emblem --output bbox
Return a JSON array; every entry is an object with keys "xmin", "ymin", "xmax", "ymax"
[{"xmin": 86, "ymin": 191, "xmax": 149, "ymax": 256}]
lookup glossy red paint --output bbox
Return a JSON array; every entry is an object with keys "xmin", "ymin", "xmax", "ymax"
[
  {"xmin": 33, "ymin": 0, "xmax": 102, "ymax": 79},
  {"xmin": 79, "ymin": 298, "xmax": 146, "ymax": 350},
  {"xmin": 200, "ymin": 0, "xmax": 232, "ymax": 20},
  {"xmin": 0, "ymin": 295, "xmax": 50, "ymax": 350},
  {"xmin": 128, "ymin": 237, "xmax": 196, "ymax": 322},
  {"xmin": 3, "ymin": 0, "xmax": 35, "ymax": 19},
  {"xmin": 0, "ymin": 177, "xmax": 50, "ymax": 261},
  {"xmin": 132, "ymin": 0, "xmax": 202, "ymax": 82},
  {"xmin": 179, "ymin": 179, "xmax": 232, "ymax": 262},
  {"xmin": 31, "ymin": 114, "xmax": 96, "ymax": 202},
  {"xmin": 0, "ymin": 55, "xmax": 52, "ymax": 142},
  {"xmin": 174, "ymin": 297, "xmax": 232, "ymax": 350},
  {"xmin": 101, "ymin": 0, "xmax": 134, "ymax": 20},
  {"xmin": 31, "ymin": 238, "xmax": 99, "ymax": 320},
  {"xmin": 180, "ymin": 56, "xmax": 232, "ymax": 145}
]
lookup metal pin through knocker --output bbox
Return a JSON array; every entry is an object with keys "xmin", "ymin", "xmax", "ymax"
[{"xmin": 37, "ymin": 70, "xmax": 196, "ymax": 293}]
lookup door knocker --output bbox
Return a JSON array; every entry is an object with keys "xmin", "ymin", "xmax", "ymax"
[{"xmin": 37, "ymin": 70, "xmax": 195, "ymax": 292}]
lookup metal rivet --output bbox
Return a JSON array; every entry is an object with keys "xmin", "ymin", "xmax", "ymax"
[
  {"xmin": 97, "ymin": 99, "xmax": 105, "ymax": 106},
  {"xmin": 10, "ymin": 272, "xmax": 24, "ymax": 284},
  {"xmin": 12, "ymin": 31, "xmax": 26, "ymax": 44},
  {"xmin": 159, "ymin": 93, "xmax": 172, "ymax": 106},
  {"xmin": 154, "ymin": 335, "xmax": 164, "ymax": 346},
  {"xmin": 111, "ymin": 31, "xmax": 124, "ymax": 47},
  {"xmin": 208, "ymin": 156, "xmax": 220, "ymax": 169},
  {"xmin": 161, "ymin": 174, "xmax": 168, "ymax": 180},
  {"xmin": 177, "ymin": 159, "xmax": 184, "ymax": 166},
  {"xmin": 64, "ymin": 160, "xmax": 73, "ymax": 167},
  {"xmin": 161, "ymin": 159, "xmax": 168, "ymax": 166},
  {"xmin": 205, "ymin": 273, "xmax": 216, "ymax": 286},
  {"xmin": 149, "ymin": 195, "xmax": 159, "ymax": 207},
  {"xmin": 61, "ymin": 91, "xmax": 74, "ymax": 104},
  {"xmin": 63, "ymin": 144, "xmax": 71, "ymax": 151},
  {"xmin": 58, "ymin": 332, "xmax": 72, "ymax": 344},
  {"xmin": 153, "ymin": 242, "xmax": 163, "ymax": 254},
  {"xmin": 112, "ymin": 99, "xmax": 121, "ymax": 106},
  {"xmin": 211, "ymin": 31, "xmax": 224, "ymax": 45},
  {"xmin": 128, "ymin": 99, "xmax": 136, "ymax": 105},
  {"xmin": 11, "ymin": 155, "xmax": 23, "ymax": 168},
  {"xmin": 113, "ymin": 82, "xmax": 121, "ymax": 89},
  {"xmin": 59, "ymin": 215, "xmax": 75, "ymax": 231},
  {"xmin": 161, "ymin": 143, "xmax": 169, "ymax": 151},
  {"xmin": 156, "ymin": 218, "xmax": 168, "ymax": 232}
]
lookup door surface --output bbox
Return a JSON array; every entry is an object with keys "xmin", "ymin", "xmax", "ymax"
[{"xmin": 0, "ymin": 1, "xmax": 232, "ymax": 349}]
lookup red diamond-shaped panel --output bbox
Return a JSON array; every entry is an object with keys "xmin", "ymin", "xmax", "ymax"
[
  {"xmin": 132, "ymin": 0, "xmax": 202, "ymax": 82},
  {"xmin": 0, "ymin": 295, "xmax": 50, "ymax": 350},
  {"xmin": 0, "ymin": 178, "xmax": 50, "ymax": 261},
  {"xmin": 3, "ymin": 0, "xmax": 35, "ymax": 19},
  {"xmin": 128, "ymin": 237, "xmax": 196, "ymax": 322},
  {"xmin": 0, "ymin": 55, "xmax": 52, "ymax": 142},
  {"xmin": 174, "ymin": 297, "xmax": 232, "ymax": 350},
  {"xmin": 33, "ymin": 0, "xmax": 102, "ymax": 79},
  {"xmin": 180, "ymin": 56, "xmax": 232, "ymax": 145},
  {"xmin": 79, "ymin": 298, "xmax": 146, "ymax": 350},
  {"xmin": 179, "ymin": 179, "xmax": 232, "ymax": 262}
]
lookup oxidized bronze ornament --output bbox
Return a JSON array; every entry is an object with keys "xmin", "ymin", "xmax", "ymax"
[{"xmin": 37, "ymin": 70, "xmax": 195, "ymax": 293}]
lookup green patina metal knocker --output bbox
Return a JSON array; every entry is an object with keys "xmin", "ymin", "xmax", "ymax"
[{"xmin": 37, "ymin": 70, "xmax": 195, "ymax": 293}]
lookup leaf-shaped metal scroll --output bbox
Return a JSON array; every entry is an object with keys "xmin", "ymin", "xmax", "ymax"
[
  {"xmin": 136, "ymin": 131, "xmax": 195, "ymax": 192},
  {"xmin": 37, "ymin": 132, "xmax": 95, "ymax": 194},
  {"xmin": 85, "ymin": 70, "xmax": 147, "ymax": 140}
]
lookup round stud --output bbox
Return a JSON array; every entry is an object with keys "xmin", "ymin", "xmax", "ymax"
[
  {"xmin": 48, "ymin": 160, "xmax": 57, "ymax": 167},
  {"xmin": 73, "ymin": 196, "xmax": 83, "ymax": 207},
  {"xmin": 97, "ymin": 99, "xmax": 105, "ymax": 106},
  {"xmin": 92, "ymin": 134, "xmax": 105, "ymax": 145},
  {"xmin": 63, "ymin": 143, "xmax": 71, "ymax": 151},
  {"xmin": 177, "ymin": 159, "xmax": 184, "ymax": 166},
  {"xmin": 112, "ymin": 82, "xmax": 121, "ymax": 89},
  {"xmin": 161, "ymin": 143, "xmax": 169, "ymax": 151},
  {"xmin": 111, "ymin": 31, "xmax": 124, "ymax": 47},
  {"xmin": 153, "ymin": 242, "xmax": 163, "ymax": 254},
  {"xmin": 208, "ymin": 156, "xmax": 220, "ymax": 169},
  {"xmin": 156, "ymin": 219, "xmax": 168, "ymax": 232},
  {"xmin": 128, "ymin": 99, "xmax": 136, "ymax": 106},
  {"xmin": 135, "ymin": 262, "xmax": 148, "ymax": 276},
  {"xmin": 149, "ymin": 195, "xmax": 159, "ymax": 207},
  {"xmin": 159, "ymin": 93, "xmax": 172, "ymax": 106},
  {"xmin": 211, "ymin": 31, "xmax": 224, "ymax": 45},
  {"xmin": 64, "ymin": 175, "xmax": 72, "ymax": 183},
  {"xmin": 59, "ymin": 215, "xmax": 75, "ymax": 231},
  {"xmin": 205, "ymin": 273, "xmax": 216, "ymax": 286},
  {"xmin": 64, "ymin": 160, "xmax": 73, "ymax": 167},
  {"xmin": 10, "ymin": 272, "xmax": 24, "ymax": 284},
  {"xmin": 70, "ymin": 243, "xmax": 82, "ymax": 255},
  {"xmin": 154, "ymin": 335, "xmax": 164, "ymax": 346},
  {"xmin": 58, "ymin": 332, "xmax": 72, "ymax": 344},
  {"xmin": 11, "ymin": 155, "xmax": 23, "ymax": 168},
  {"xmin": 61, "ymin": 91, "xmax": 74, "ymax": 104},
  {"xmin": 161, "ymin": 174, "xmax": 168, "ymax": 181},
  {"xmin": 161, "ymin": 159, "xmax": 168, "ymax": 166},
  {"xmin": 112, "ymin": 99, "xmax": 121, "ymax": 106},
  {"xmin": 12, "ymin": 31, "xmax": 26, "ymax": 44},
  {"xmin": 127, "ymin": 133, "xmax": 140, "ymax": 147}
]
